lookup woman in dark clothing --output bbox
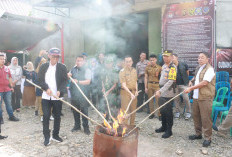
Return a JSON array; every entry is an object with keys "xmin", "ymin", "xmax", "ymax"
[{"xmin": 22, "ymin": 62, "xmax": 36, "ymax": 107}]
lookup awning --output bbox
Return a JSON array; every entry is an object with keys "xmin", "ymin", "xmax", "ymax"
[{"xmin": 0, "ymin": 12, "xmax": 60, "ymax": 52}]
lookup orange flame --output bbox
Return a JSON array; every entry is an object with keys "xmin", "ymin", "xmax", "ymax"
[
  {"xmin": 102, "ymin": 109, "xmax": 127, "ymax": 137},
  {"xmin": 117, "ymin": 109, "xmax": 125, "ymax": 124},
  {"xmin": 122, "ymin": 127, "xmax": 126, "ymax": 137},
  {"xmin": 113, "ymin": 120, "xmax": 119, "ymax": 136}
]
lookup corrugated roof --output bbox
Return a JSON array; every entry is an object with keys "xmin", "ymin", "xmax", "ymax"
[{"xmin": 0, "ymin": 0, "xmax": 31, "ymax": 16}]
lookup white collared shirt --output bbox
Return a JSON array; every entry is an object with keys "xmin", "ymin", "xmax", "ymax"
[
  {"xmin": 42, "ymin": 62, "xmax": 58, "ymax": 100},
  {"xmin": 193, "ymin": 64, "xmax": 215, "ymax": 99}
]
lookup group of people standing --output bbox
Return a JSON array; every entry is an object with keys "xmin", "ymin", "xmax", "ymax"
[{"xmin": 0, "ymin": 48, "xmax": 231, "ymax": 149}]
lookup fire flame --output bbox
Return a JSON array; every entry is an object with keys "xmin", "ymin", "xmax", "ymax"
[
  {"xmin": 103, "ymin": 110, "xmax": 127, "ymax": 137},
  {"xmin": 117, "ymin": 109, "xmax": 125, "ymax": 124},
  {"xmin": 122, "ymin": 128, "xmax": 126, "ymax": 137}
]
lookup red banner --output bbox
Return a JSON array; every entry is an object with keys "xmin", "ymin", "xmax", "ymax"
[
  {"xmin": 162, "ymin": 0, "xmax": 215, "ymax": 75},
  {"xmin": 216, "ymin": 49, "xmax": 232, "ymax": 76}
]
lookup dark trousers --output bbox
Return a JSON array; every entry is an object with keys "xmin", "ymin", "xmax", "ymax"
[
  {"xmin": 137, "ymin": 83, "xmax": 148, "ymax": 111},
  {"xmin": 11, "ymin": 85, "xmax": 21, "ymax": 111},
  {"xmin": 159, "ymin": 97, "xmax": 174, "ymax": 131},
  {"xmin": 71, "ymin": 100, "xmax": 89, "ymax": 129},
  {"xmin": 92, "ymin": 92, "xmax": 103, "ymax": 109},
  {"xmin": 42, "ymin": 99, "xmax": 62, "ymax": 138}
]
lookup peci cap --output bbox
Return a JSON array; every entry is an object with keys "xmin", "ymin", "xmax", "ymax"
[
  {"xmin": 162, "ymin": 50, "xmax": 173, "ymax": 56},
  {"xmin": 49, "ymin": 48, "xmax": 61, "ymax": 56},
  {"xmin": 82, "ymin": 52, "xmax": 88, "ymax": 57}
]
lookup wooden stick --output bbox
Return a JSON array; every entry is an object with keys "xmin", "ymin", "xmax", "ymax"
[
  {"xmin": 126, "ymin": 92, "xmax": 184, "ymax": 136},
  {"xmin": 69, "ymin": 76, "xmax": 112, "ymax": 129},
  {"xmin": 25, "ymin": 79, "xmax": 104, "ymax": 128},
  {"xmin": 125, "ymin": 90, "xmax": 141, "ymax": 114},
  {"xmin": 125, "ymin": 92, "xmax": 156, "ymax": 118},
  {"xmin": 102, "ymin": 83, "xmax": 114, "ymax": 121}
]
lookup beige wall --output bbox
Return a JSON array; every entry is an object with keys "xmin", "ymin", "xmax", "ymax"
[{"xmin": 148, "ymin": 8, "xmax": 162, "ymax": 56}]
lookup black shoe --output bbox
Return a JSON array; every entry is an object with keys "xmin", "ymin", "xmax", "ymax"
[
  {"xmin": 9, "ymin": 116, "xmax": 19, "ymax": 121},
  {"xmin": 189, "ymin": 135, "xmax": 202, "ymax": 140},
  {"xmin": 71, "ymin": 126, "xmax": 81, "ymax": 132},
  {"xmin": 0, "ymin": 135, "xmax": 8, "ymax": 139},
  {"xmin": 149, "ymin": 114, "xmax": 155, "ymax": 119},
  {"xmin": 84, "ymin": 128, "xmax": 91, "ymax": 135},
  {"xmin": 0, "ymin": 118, "xmax": 4, "ymax": 124},
  {"xmin": 155, "ymin": 127, "xmax": 166, "ymax": 133},
  {"xmin": 212, "ymin": 125, "xmax": 218, "ymax": 131},
  {"xmin": 162, "ymin": 131, "xmax": 173, "ymax": 138},
  {"xmin": 52, "ymin": 135, "xmax": 63, "ymax": 143},
  {"xmin": 44, "ymin": 137, "xmax": 51, "ymax": 146},
  {"xmin": 202, "ymin": 140, "xmax": 211, "ymax": 147},
  {"xmin": 35, "ymin": 111, "xmax": 38, "ymax": 116}
]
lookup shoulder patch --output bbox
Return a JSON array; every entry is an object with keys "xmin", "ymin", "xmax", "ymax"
[{"xmin": 168, "ymin": 67, "xmax": 177, "ymax": 80}]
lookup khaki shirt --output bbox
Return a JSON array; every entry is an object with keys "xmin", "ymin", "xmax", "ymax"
[
  {"xmin": 145, "ymin": 64, "xmax": 161, "ymax": 82},
  {"xmin": 119, "ymin": 67, "xmax": 137, "ymax": 90}
]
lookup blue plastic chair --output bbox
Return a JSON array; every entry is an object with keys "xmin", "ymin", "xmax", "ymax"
[
  {"xmin": 211, "ymin": 87, "xmax": 229, "ymax": 119},
  {"xmin": 188, "ymin": 76, "xmax": 194, "ymax": 81},
  {"xmin": 216, "ymin": 71, "xmax": 230, "ymax": 82},
  {"xmin": 213, "ymin": 91, "xmax": 231, "ymax": 125},
  {"xmin": 215, "ymin": 81, "xmax": 231, "ymax": 100}
]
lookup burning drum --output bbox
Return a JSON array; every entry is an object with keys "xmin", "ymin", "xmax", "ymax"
[{"xmin": 93, "ymin": 125, "xmax": 139, "ymax": 157}]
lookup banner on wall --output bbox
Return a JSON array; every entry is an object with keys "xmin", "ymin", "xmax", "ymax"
[
  {"xmin": 216, "ymin": 49, "xmax": 232, "ymax": 76},
  {"xmin": 162, "ymin": 0, "xmax": 215, "ymax": 75}
]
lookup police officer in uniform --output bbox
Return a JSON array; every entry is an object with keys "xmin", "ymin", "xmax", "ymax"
[
  {"xmin": 69, "ymin": 55, "xmax": 91, "ymax": 135},
  {"xmin": 155, "ymin": 50, "xmax": 177, "ymax": 138},
  {"xmin": 144, "ymin": 54, "xmax": 162, "ymax": 119},
  {"xmin": 119, "ymin": 56, "xmax": 138, "ymax": 125}
]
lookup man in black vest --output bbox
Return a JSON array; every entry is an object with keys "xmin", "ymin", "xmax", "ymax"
[
  {"xmin": 69, "ymin": 55, "xmax": 91, "ymax": 135},
  {"xmin": 38, "ymin": 48, "xmax": 68, "ymax": 146},
  {"xmin": 172, "ymin": 53, "xmax": 191, "ymax": 120}
]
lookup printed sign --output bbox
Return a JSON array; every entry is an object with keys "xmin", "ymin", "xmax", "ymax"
[{"xmin": 162, "ymin": 0, "xmax": 215, "ymax": 75}]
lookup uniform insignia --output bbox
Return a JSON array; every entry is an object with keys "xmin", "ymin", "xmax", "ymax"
[{"xmin": 168, "ymin": 67, "xmax": 176, "ymax": 80}]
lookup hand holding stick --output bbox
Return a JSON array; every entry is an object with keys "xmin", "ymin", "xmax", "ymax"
[
  {"xmin": 126, "ymin": 92, "xmax": 184, "ymax": 136},
  {"xmin": 125, "ymin": 90, "xmax": 142, "ymax": 114},
  {"xmin": 125, "ymin": 93, "xmax": 156, "ymax": 118},
  {"xmin": 25, "ymin": 79, "xmax": 104, "ymax": 128},
  {"xmin": 69, "ymin": 76, "xmax": 112, "ymax": 129}
]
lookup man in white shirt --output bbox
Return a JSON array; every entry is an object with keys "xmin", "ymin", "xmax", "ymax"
[
  {"xmin": 185, "ymin": 52, "xmax": 216, "ymax": 147},
  {"xmin": 38, "ymin": 48, "xmax": 68, "ymax": 146}
]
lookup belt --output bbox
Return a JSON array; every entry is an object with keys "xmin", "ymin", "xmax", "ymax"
[
  {"xmin": 121, "ymin": 88, "xmax": 135, "ymax": 92},
  {"xmin": 149, "ymin": 81, "xmax": 159, "ymax": 84}
]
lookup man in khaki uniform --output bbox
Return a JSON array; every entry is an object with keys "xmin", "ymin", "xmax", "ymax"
[
  {"xmin": 145, "ymin": 54, "xmax": 162, "ymax": 119},
  {"xmin": 119, "ymin": 56, "xmax": 138, "ymax": 125}
]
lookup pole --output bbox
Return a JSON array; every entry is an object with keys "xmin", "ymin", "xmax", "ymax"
[
  {"xmin": 125, "ymin": 93, "xmax": 156, "ymax": 118},
  {"xmin": 25, "ymin": 79, "xmax": 104, "ymax": 128},
  {"xmin": 61, "ymin": 23, "xmax": 64, "ymax": 64},
  {"xmin": 126, "ymin": 92, "xmax": 184, "ymax": 136},
  {"xmin": 69, "ymin": 76, "xmax": 112, "ymax": 129}
]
